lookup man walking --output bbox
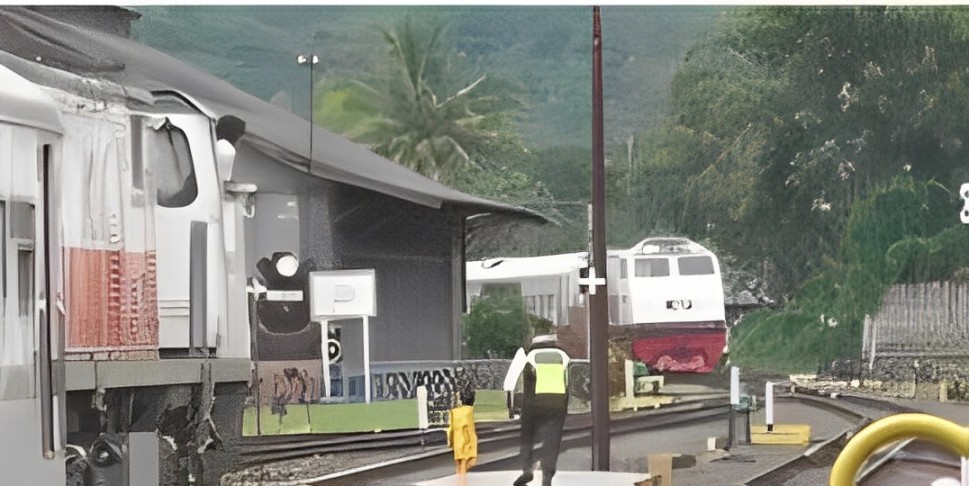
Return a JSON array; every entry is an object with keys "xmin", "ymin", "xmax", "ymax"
[{"xmin": 504, "ymin": 335, "xmax": 571, "ymax": 486}]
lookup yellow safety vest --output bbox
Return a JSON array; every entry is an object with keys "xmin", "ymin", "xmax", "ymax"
[{"xmin": 534, "ymin": 363, "xmax": 566, "ymax": 395}]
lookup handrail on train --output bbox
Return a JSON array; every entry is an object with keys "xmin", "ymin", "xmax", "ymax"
[{"xmin": 829, "ymin": 413, "xmax": 969, "ymax": 485}]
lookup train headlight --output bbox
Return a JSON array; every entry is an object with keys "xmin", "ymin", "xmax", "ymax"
[
  {"xmin": 666, "ymin": 299, "xmax": 693, "ymax": 310},
  {"xmin": 274, "ymin": 252, "xmax": 300, "ymax": 277}
]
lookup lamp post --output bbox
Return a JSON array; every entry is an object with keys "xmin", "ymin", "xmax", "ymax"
[{"xmin": 297, "ymin": 54, "xmax": 319, "ymax": 174}]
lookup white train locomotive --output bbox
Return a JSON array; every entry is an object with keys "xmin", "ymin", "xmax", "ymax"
[
  {"xmin": 606, "ymin": 237, "xmax": 727, "ymax": 373},
  {"xmin": 1, "ymin": 62, "xmax": 66, "ymax": 485},
  {"xmin": 467, "ymin": 237, "xmax": 727, "ymax": 373},
  {"xmin": 0, "ymin": 57, "xmax": 252, "ymax": 483}
]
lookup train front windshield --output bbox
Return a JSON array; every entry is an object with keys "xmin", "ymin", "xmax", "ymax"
[
  {"xmin": 634, "ymin": 258, "xmax": 669, "ymax": 277},
  {"xmin": 677, "ymin": 256, "xmax": 715, "ymax": 276}
]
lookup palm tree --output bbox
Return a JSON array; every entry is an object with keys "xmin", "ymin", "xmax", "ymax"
[{"xmin": 335, "ymin": 18, "xmax": 516, "ymax": 183}]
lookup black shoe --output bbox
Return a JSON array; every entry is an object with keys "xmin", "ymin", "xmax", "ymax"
[
  {"xmin": 541, "ymin": 469, "xmax": 555, "ymax": 486},
  {"xmin": 513, "ymin": 472, "xmax": 533, "ymax": 486}
]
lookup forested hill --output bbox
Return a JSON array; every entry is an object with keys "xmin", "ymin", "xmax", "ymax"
[{"xmin": 131, "ymin": 6, "xmax": 720, "ymax": 149}]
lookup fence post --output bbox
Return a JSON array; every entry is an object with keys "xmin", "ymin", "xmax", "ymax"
[
  {"xmin": 728, "ymin": 367, "xmax": 740, "ymax": 448},
  {"xmin": 417, "ymin": 385, "xmax": 429, "ymax": 430},
  {"xmin": 766, "ymin": 382, "xmax": 774, "ymax": 432}
]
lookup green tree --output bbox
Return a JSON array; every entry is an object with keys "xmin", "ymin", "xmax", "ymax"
[
  {"xmin": 633, "ymin": 6, "xmax": 969, "ymax": 297},
  {"xmin": 317, "ymin": 17, "xmax": 579, "ymax": 258},
  {"xmin": 464, "ymin": 287, "xmax": 531, "ymax": 359}
]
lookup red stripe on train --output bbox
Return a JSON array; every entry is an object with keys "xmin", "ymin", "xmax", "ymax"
[
  {"xmin": 65, "ymin": 247, "xmax": 158, "ymax": 355},
  {"xmin": 631, "ymin": 331, "xmax": 726, "ymax": 373}
]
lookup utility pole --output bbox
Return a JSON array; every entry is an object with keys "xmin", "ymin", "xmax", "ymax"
[
  {"xmin": 590, "ymin": 5, "xmax": 611, "ymax": 471},
  {"xmin": 297, "ymin": 54, "xmax": 319, "ymax": 175}
]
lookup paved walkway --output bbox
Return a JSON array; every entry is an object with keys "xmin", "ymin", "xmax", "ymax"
[{"xmin": 413, "ymin": 471, "xmax": 650, "ymax": 486}]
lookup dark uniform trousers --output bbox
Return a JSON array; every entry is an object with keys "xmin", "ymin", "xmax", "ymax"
[{"xmin": 518, "ymin": 367, "xmax": 568, "ymax": 483}]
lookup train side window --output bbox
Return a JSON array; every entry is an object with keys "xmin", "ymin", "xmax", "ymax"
[
  {"xmin": 678, "ymin": 256, "xmax": 715, "ymax": 276},
  {"xmin": 0, "ymin": 201, "xmax": 5, "ymax": 300},
  {"xmin": 146, "ymin": 118, "xmax": 198, "ymax": 208},
  {"xmin": 0, "ymin": 212, "xmax": 35, "ymax": 401},
  {"xmin": 526, "ymin": 296, "xmax": 537, "ymax": 316},
  {"xmin": 17, "ymin": 250, "xmax": 32, "ymax": 319},
  {"xmin": 619, "ymin": 259, "xmax": 628, "ymax": 279},
  {"xmin": 634, "ymin": 258, "xmax": 669, "ymax": 277}
]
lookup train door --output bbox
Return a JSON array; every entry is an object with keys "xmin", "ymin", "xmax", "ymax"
[
  {"xmin": 144, "ymin": 112, "xmax": 227, "ymax": 354},
  {"xmin": 0, "ymin": 66, "xmax": 65, "ymax": 482}
]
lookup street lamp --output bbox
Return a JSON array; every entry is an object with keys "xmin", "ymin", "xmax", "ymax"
[{"xmin": 297, "ymin": 54, "xmax": 319, "ymax": 175}]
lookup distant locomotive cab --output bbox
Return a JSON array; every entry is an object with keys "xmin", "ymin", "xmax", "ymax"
[
  {"xmin": 468, "ymin": 237, "xmax": 728, "ymax": 375},
  {"xmin": 607, "ymin": 238, "xmax": 727, "ymax": 374}
]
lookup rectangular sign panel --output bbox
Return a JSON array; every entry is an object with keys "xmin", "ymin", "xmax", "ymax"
[{"xmin": 309, "ymin": 269, "xmax": 376, "ymax": 319}]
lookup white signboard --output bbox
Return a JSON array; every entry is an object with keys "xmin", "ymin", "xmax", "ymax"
[{"xmin": 309, "ymin": 269, "xmax": 376, "ymax": 319}]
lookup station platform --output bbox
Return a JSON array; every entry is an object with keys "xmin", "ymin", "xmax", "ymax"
[{"xmin": 413, "ymin": 470, "xmax": 650, "ymax": 486}]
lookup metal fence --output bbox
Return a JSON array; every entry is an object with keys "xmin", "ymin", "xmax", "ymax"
[{"xmin": 863, "ymin": 282, "xmax": 969, "ymax": 360}]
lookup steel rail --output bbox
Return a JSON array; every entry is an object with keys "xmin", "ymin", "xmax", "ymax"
[
  {"xmin": 744, "ymin": 392, "xmax": 918, "ymax": 485},
  {"xmin": 235, "ymin": 396, "xmax": 728, "ymax": 466},
  {"xmin": 302, "ymin": 398, "xmax": 731, "ymax": 485}
]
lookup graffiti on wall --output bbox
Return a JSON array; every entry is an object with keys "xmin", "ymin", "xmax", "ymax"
[
  {"xmin": 371, "ymin": 360, "xmax": 511, "ymax": 424},
  {"xmin": 373, "ymin": 360, "xmax": 510, "ymax": 400},
  {"xmin": 252, "ymin": 360, "xmax": 326, "ymax": 408}
]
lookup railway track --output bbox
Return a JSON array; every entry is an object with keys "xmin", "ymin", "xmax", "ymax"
[
  {"xmin": 237, "ymin": 428, "xmax": 451, "ymax": 465},
  {"xmin": 308, "ymin": 396, "xmax": 732, "ymax": 485},
  {"xmin": 745, "ymin": 391, "xmax": 919, "ymax": 486},
  {"xmin": 236, "ymin": 395, "xmax": 730, "ymax": 466},
  {"xmin": 227, "ymin": 388, "xmax": 922, "ymax": 486},
  {"xmin": 837, "ymin": 396, "xmax": 969, "ymax": 486}
]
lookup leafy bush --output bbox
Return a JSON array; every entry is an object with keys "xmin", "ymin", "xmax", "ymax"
[
  {"xmin": 731, "ymin": 176, "xmax": 966, "ymax": 372},
  {"xmin": 527, "ymin": 313, "xmax": 554, "ymax": 338},
  {"xmin": 464, "ymin": 287, "xmax": 531, "ymax": 359}
]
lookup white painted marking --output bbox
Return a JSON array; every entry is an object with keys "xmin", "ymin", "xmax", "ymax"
[{"xmin": 577, "ymin": 266, "xmax": 606, "ymax": 295}]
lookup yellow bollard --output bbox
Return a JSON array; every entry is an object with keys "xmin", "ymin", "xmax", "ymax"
[{"xmin": 829, "ymin": 413, "xmax": 969, "ymax": 485}]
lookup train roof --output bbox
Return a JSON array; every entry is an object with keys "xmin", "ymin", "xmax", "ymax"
[
  {"xmin": 629, "ymin": 237, "xmax": 712, "ymax": 256},
  {"xmin": 468, "ymin": 238, "xmax": 715, "ymax": 282},
  {"xmin": 467, "ymin": 252, "xmax": 587, "ymax": 282},
  {"xmin": 0, "ymin": 64, "xmax": 62, "ymax": 134}
]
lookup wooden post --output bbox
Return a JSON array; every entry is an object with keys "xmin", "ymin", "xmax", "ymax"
[
  {"xmin": 647, "ymin": 454, "xmax": 673, "ymax": 486},
  {"xmin": 590, "ymin": 5, "xmax": 611, "ymax": 471}
]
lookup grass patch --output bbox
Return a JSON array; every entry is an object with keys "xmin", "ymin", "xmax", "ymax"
[
  {"xmin": 243, "ymin": 389, "xmax": 512, "ymax": 436},
  {"xmin": 243, "ymin": 400, "xmax": 419, "ymax": 436},
  {"xmin": 472, "ymin": 389, "xmax": 509, "ymax": 422}
]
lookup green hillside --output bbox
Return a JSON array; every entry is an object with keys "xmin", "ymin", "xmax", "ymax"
[{"xmin": 131, "ymin": 6, "xmax": 719, "ymax": 149}]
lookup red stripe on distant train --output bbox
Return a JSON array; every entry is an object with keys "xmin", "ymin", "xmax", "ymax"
[{"xmin": 632, "ymin": 332, "xmax": 726, "ymax": 373}]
